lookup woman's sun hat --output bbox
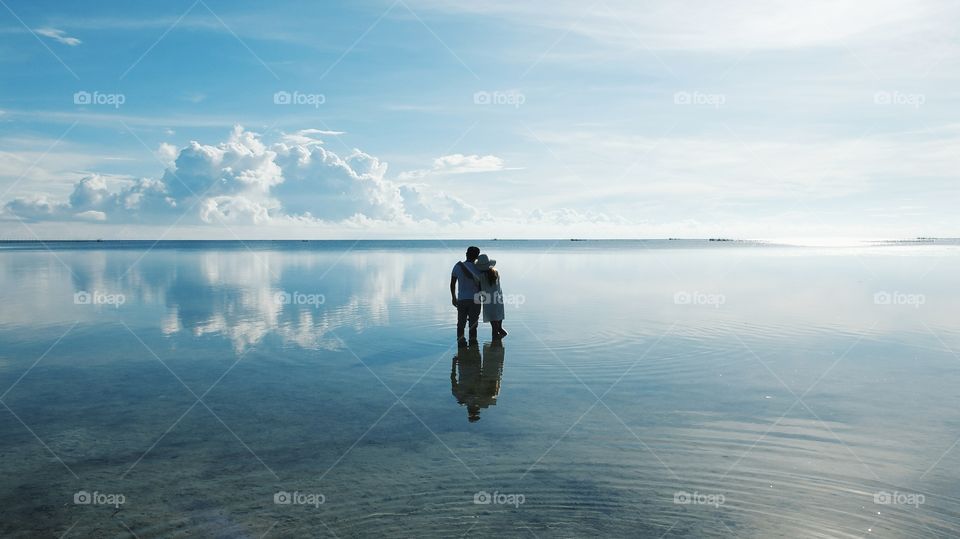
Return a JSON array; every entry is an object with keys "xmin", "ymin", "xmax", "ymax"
[{"xmin": 475, "ymin": 254, "xmax": 497, "ymax": 271}]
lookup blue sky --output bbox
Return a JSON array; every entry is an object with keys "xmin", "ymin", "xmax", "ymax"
[{"xmin": 1, "ymin": 0, "xmax": 958, "ymax": 239}]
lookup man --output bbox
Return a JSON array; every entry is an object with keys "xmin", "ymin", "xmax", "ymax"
[{"xmin": 450, "ymin": 246, "xmax": 482, "ymax": 346}]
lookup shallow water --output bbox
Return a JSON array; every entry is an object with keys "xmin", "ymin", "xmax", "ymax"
[{"xmin": 0, "ymin": 240, "xmax": 959, "ymax": 537}]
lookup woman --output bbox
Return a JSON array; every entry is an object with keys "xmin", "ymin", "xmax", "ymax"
[{"xmin": 474, "ymin": 254, "xmax": 507, "ymax": 340}]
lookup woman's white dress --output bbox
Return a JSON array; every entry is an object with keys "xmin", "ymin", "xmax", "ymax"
[{"xmin": 479, "ymin": 272, "xmax": 505, "ymax": 322}]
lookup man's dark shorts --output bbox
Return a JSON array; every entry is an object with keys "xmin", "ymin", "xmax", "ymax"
[{"xmin": 456, "ymin": 298, "xmax": 481, "ymax": 338}]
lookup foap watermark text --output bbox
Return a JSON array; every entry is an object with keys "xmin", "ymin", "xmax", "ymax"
[
  {"xmin": 275, "ymin": 290, "xmax": 326, "ymax": 307},
  {"xmin": 74, "ymin": 91, "xmax": 125, "ymax": 109},
  {"xmin": 874, "ymin": 290, "xmax": 924, "ymax": 308},
  {"xmin": 674, "ymin": 290, "xmax": 725, "ymax": 308},
  {"xmin": 474, "ymin": 490, "xmax": 525, "ymax": 508},
  {"xmin": 74, "ymin": 490, "xmax": 125, "ymax": 508},
  {"xmin": 274, "ymin": 90, "xmax": 326, "ymax": 108},
  {"xmin": 674, "ymin": 490, "xmax": 725, "ymax": 508},
  {"xmin": 274, "ymin": 490, "xmax": 325, "ymax": 508},
  {"xmin": 74, "ymin": 290, "xmax": 126, "ymax": 307}
]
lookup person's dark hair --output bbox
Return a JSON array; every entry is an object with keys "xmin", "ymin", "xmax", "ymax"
[
  {"xmin": 484, "ymin": 268, "xmax": 499, "ymax": 285},
  {"xmin": 466, "ymin": 246, "xmax": 480, "ymax": 260}
]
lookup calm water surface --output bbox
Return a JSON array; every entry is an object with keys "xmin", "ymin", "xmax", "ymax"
[{"xmin": 1, "ymin": 240, "xmax": 959, "ymax": 537}]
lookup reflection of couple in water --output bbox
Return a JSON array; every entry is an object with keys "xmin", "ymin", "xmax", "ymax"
[
  {"xmin": 450, "ymin": 246, "xmax": 508, "ymax": 346},
  {"xmin": 451, "ymin": 342, "xmax": 505, "ymax": 423}
]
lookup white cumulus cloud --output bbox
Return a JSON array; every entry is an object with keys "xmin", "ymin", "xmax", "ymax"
[{"xmin": 4, "ymin": 126, "xmax": 479, "ymax": 226}]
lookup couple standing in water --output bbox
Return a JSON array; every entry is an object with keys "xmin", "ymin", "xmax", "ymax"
[
  {"xmin": 450, "ymin": 246, "xmax": 508, "ymax": 347},
  {"xmin": 450, "ymin": 245, "xmax": 508, "ymax": 422}
]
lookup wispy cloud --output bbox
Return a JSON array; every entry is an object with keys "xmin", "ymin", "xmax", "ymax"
[
  {"xmin": 399, "ymin": 154, "xmax": 506, "ymax": 180},
  {"xmin": 1, "ymin": 109, "xmax": 264, "ymax": 129},
  {"xmin": 182, "ymin": 92, "xmax": 207, "ymax": 104},
  {"xmin": 411, "ymin": 0, "xmax": 952, "ymax": 52},
  {"xmin": 523, "ymin": 126, "xmax": 960, "ymax": 211},
  {"xmin": 34, "ymin": 27, "xmax": 82, "ymax": 46}
]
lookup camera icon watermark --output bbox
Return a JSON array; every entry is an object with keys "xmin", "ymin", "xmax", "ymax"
[
  {"xmin": 74, "ymin": 290, "xmax": 126, "ymax": 307},
  {"xmin": 673, "ymin": 90, "xmax": 725, "ymax": 108},
  {"xmin": 673, "ymin": 490, "xmax": 725, "ymax": 508},
  {"xmin": 473, "ymin": 490, "xmax": 525, "ymax": 508},
  {"xmin": 673, "ymin": 290, "xmax": 725, "ymax": 308},
  {"xmin": 73, "ymin": 91, "xmax": 125, "ymax": 109},
  {"xmin": 273, "ymin": 90, "xmax": 326, "ymax": 108},
  {"xmin": 873, "ymin": 290, "xmax": 925, "ymax": 309},
  {"xmin": 74, "ymin": 490, "xmax": 126, "ymax": 508},
  {"xmin": 473, "ymin": 90, "xmax": 526, "ymax": 109},
  {"xmin": 274, "ymin": 490, "xmax": 325, "ymax": 508},
  {"xmin": 874, "ymin": 490, "xmax": 924, "ymax": 508},
  {"xmin": 274, "ymin": 290, "xmax": 326, "ymax": 307},
  {"xmin": 873, "ymin": 91, "xmax": 925, "ymax": 108}
]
